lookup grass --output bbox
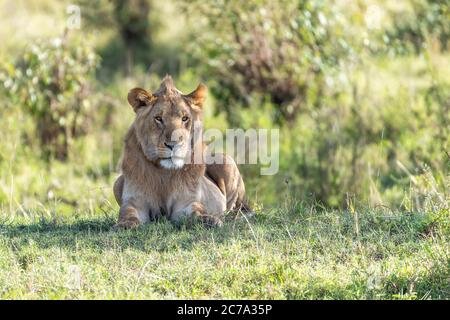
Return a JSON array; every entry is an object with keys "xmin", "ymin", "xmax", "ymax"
[{"xmin": 0, "ymin": 204, "xmax": 448, "ymax": 299}]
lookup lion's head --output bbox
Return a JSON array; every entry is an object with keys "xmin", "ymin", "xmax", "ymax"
[{"xmin": 127, "ymin": 76, "xmax": 206, "ymax": 170}]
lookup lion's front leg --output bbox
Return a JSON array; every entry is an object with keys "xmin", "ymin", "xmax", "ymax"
[
  {"xmin": 113, "ymin": 175, "xmax": 124, "ymax": 206},
  {"xmin": 114, "ymin": 197, "xmax": 150, "ymax": 230},
  {"xmin": 171, "ymin": 202, "xmax": 223, "ymax": 227}
]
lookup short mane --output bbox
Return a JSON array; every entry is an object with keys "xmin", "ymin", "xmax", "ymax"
[{"xmin": 153, "ymin": 75, "xmax": 182, "ymax": 98}]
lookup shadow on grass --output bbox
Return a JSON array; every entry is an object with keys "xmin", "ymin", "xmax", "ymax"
[
  {"xmin": 0, "ymin": 215, "xmax": 250, "ymax": 254},
  {"xmin": 0, "ymin": 208, "xmax": 440, "ymax": 257}
]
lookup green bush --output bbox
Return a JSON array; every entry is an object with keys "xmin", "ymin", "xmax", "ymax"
[
  {"xmin": 387, "ymin": 0, "xmax": 450, "ymax": 53},
  {"xmin": 178, "ymin": 0, "xmax": 449, "ymax": 208},
  {"xmin": 182, "ymin": 0, "xmax": 361, "ymax": 125},
  {"xmin": 0, "ymin": 32, "xmax": 99, "ymax": 160}
]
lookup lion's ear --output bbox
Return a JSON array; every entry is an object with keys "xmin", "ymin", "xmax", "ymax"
[
  {"xmin": 127, "ymin": 88, "xmax": 155, "ymax": 112},
  {"xmin": 185, "ymin": 83, "xmax": 207, "ymax": 109}
]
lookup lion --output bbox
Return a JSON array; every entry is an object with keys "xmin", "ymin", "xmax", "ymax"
[{"xmin": 113, "ymin": 75, "xmax": 249, "ymax": 229}]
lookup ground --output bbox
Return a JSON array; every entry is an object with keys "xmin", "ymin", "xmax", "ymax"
[{"xmin": 0, "ymin": 205, "xmax": 448, "ymax": 299}]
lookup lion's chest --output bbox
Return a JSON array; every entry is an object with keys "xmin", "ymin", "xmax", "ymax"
[{"xmin": 123, "ymin": 175, "xmax": 200, "ymax": 218}]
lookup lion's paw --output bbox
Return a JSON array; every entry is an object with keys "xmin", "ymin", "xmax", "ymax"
[
  {"xmin": 113, "ymin": 217, "xmax": 141, "ymax": 230},
  {"xmin": 201, "ymin": 215, "xmax": 223, "ymax": 228}
]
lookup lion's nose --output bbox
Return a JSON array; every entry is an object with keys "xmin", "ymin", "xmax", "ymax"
[{"xmin": 164, "ymin": 142, "xmax": 176, "ymax": 150}]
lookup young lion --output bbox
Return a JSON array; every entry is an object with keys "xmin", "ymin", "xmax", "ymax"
[{"xmin": 113, "ymin": 76, "xmax": 249, "ymax": 229}]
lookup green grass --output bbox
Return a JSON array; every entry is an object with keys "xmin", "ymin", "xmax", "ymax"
[{"xmin": 0, "ymin": 205, "xmax": 448, "ymax": 299}]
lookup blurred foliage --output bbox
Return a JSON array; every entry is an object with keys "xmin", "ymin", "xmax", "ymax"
[
  {"xmin": 0, "ymin": 31, "xmax": 99, "ymax": 160},
  {"xmin": 179, "ymin": 0, "xmax": 449, "ymax": 208},
  {"xmin": 0, "ymin": 0, "xmax": 448, "ymax": 213},
  {"xmin": 182, "ymin": 0, "xmax": 360, "ymax": 125},
  {"xmin": 76, "ymin": 0, "xmax": 155, "ymax": 75},
  {"xmin": 76, "ymin": 0, "xmax": 183, "ymax": 78},
  {"xmin": 386, "ymin": 0, "xmax": 450, "ymax": 53},
  {"xmin": 112, "ymin": 0, "xmax": 153, "ymax": 75}
]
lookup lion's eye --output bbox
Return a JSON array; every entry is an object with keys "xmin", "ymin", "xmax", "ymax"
[
  {"xmin": 154, "ymin": 116, "xmax": 163, "ymax": 123},
  {"xmin": 182, "ymin": 116, "xmax": 189, "ymax": 122}
]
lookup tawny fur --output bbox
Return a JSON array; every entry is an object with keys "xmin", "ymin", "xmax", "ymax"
[
  {"xmin": 114, "ymin": 153, "xmax": 249, "ymax": 212},
  {"xmin": 113, "ymin": 76, "xmax": 249, "ymax": 229}
]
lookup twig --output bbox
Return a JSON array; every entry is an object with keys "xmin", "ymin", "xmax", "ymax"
[{"xmin": 444, "ymin": 149, "xmax": 450, "ymax": 162}]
